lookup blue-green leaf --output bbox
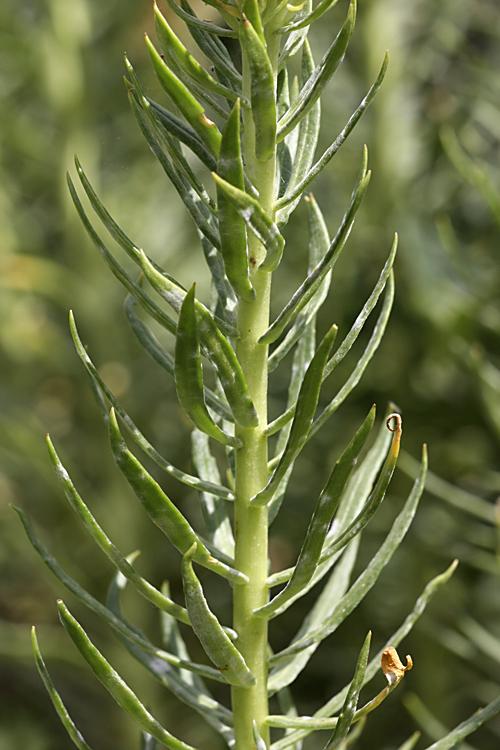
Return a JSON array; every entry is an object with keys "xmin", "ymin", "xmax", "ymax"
[
  {"xmin": 260, "ymin": 150, "xmax": 370, "ymax": 345},
  {"xmin": 70, "ymin": 311, "xmax": 235, "ymax": 500},
  {"xmin": 277, "ymin": 1, "xmax": 356, "ymax": 141},
  {"xmin": 31, "ymin": 627, "xmax": 94, "ymax": 750},
  {"xmin": 181, "ymin": 544, "xmax": 255, "ymax": 687},
  {"xmin": 57, "ymin": 601, "xmax": 200, "ymax": 750},
  {"xmin": 108, "ymin": 409, "xmax": 247, "ymax": 585},
  {"xmin": 175, "ymin": 286, "xmax": 242, "ymax": 447},
  {"xmin": 251, "ymin": 326, "xmax": 337, "ymax": 507},
  {"xmin": 255, "ymin": 407, "xmax": 375, "ymax": 618},
  {"xmin": 324, "ymin": 631, "xmax": 371, "ymax": 750}
]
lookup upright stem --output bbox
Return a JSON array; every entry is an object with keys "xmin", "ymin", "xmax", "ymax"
[{"xmin": 231, "ymin": 20, "xmax": 281, "ymax": 750}]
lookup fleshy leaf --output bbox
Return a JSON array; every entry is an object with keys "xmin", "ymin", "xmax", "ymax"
[
  {"xmin": 240, "ymin": 16, "xmax": 276, "ymax": 162},
  {"xmin": 269, "ymin": 445, "xmax": 427, "ymax": 666},
  {"xmin": 181, "ymin": 544, "xmax": 256, "ymax": 687},
  {"xmin": 260, "ymin": 150, "xmax": 370, "ymax": 345},
  {"xmin": 324, "ymin": 631, "xmax": 371, "ymax": 750},
  {"xmin": 276, "ymin": 53, "xmax": 388, "ymax": 210},
  {"xmin": 277, "ymin": 1, "xmax": 356, "ymax": 141},
  {"xmin": 154, "ymin": 3, "xmax": 243, "ymax": 104},
  {"xmin": 125, "ymin": 296, "xmax": 234, "ymax": 423},
  {"xmin": 57, "ymin": 601, "xmax": 200, "ymax": 750},
  {"xmin": 14, "ymin": 507, "xmax": 226, "ymax": 683},
  {"xmin": 212, "ymin": 173, "xmax": 285, "ymax": 272},
  {"xmin": 276, "ymin": 40, "xmax": 321, "ymax": 228},
  {"xmin": 255, "ymin": 406, "xmax": 375, "ymax": 618},
  {"xmin": 145, "ymin": 34, "xmax": 222, "ymax": 157},
  {"xmin": 67, "ymin": 176, "xmax": 177, "ymax": 335},
  {"xmin": 175, "ymin": 286, "xmax": 242, "ymax": 447},
  {"xmin": 107, "ymin": 571, "xmax": 235, "ymax": 746},
  {"xmin": 31, "ymin": 627, "xmax": 94, "ymax": 750},
  {"xmin": 70, "ymin": 311, "xmax": 234, "ymax": 500},
  {"xmin": 270, "ymin": 560, "xmax": 457, "ymax": 749},
  {"xmin": 217, "ymin": 99, "xmax": 255, "ymax": 301},
  {"xmin": 251, "ymin": 325, "xmax": 337, "ymax": 507},
  {"xmin": 108, "ymin": 409, "xmax": 247, "ymax": 585},
  {"xmin": 46, "ymin": 434, "xmax": 190, "ymax": 625},
  {"xmin": 140, "ymin": 252, "xmax": 259, "ymax": 429}
]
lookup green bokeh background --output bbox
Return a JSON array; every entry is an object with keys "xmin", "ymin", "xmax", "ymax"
[{"xmin": 1, "ymin": 0, "xmax": 500, "ymax": 748}]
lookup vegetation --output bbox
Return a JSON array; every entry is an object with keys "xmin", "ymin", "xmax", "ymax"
[{"xmin": 1, "ymin": 0, "xmax": 499, "ymax": 749}]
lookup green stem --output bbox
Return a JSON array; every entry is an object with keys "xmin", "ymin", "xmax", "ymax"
[{"xmin": 232, "ymin": 17, "xmax": 282, "ymax": 750}]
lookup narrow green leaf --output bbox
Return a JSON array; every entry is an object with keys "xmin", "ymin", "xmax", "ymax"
[
  {"xmin": 199, "ymin": 235, "xmax": 239, "ymax": 330},
  {"xmin": 268, "ymin": 539, "xmax": 361, "ymax": 694},
  {"xmin": 325, "ymin": 632, "xmax": 371, "ymax": 750},
  {"xmin": 31, "ymin": 627, "xmax": 94, "ymax": 750},
  {"xmin": 146, "ymin": 34, "xmax": 222, "ymax": 157},
  {"xmin": 46, "ymin": 434, "xmax": 190, "ymax": 625},
  {"xmin": 14, "ymin": 507, "xmax": 226, "ymax": 683},
  {"xmin": 270, "ymin": 559, "xmax": 457, "ymax": 750},
  {"xmin": 277, "ymin": 1, "xmax": 356, "ymax": 141},
  {"xmin": 276, "ymin": 40, "xmax": 321, "ymax": 228},
  {"xmin": 128, "ymin": 90, "xmax": 222, "ymax": 250},
  {"xmin": 162, "ymin": 0, "xmax": 238, "ymax": 38},
  {"xmin": 57, "ymin": 601, "xmax": 199, "ymax": 750},
  {"xmin": 251, "ymin": 325, "xmax": 337, "ymax": 507},
  {"xmin": 106, "ymin": 572, "xmax": 235, "ymax": 745},
  {"xmin": 277, "ymin": 0, "xmax": 340, "ymax": 32},
  {"xmin": 147, "ymin": 98, "xmax": 218, "ymax": 171},
  {"xmin": 181, "ymin": 544, "xmax": 256, "ymax": 687},
  {"xmin": 175, "ymin": 286, "xmax": 242, "ymax": 447},
  {"xmin": 276, "ymin": 53, "xmax": 388, "ymax": 210},
  {"xmin": 267, "ymin": 403, "xmax": 394, "ymax": 587},
  {"xmin": 108, "ymin": 409, "xmax": 247, "ymax": 585},
  {"xmin": 191, "ymin": 429, "xmax": 235, "ymax": 559},
  {"xmin": 318, "ymin": 413, "xmax": 402, "ymax": 565},
  {"xmin": 268, "ymin": 195, "xmax": 331, "ymax": 373},
  {"xmin": 323, "ymin": 235, "xmax": 397, "ymax": 380},
  {"xmin": 212, "ymin": 173, "xmax": 285, "ymax": 272},
  {"xmin": 67, "ymin": 176, "xmax": 177, "ymax": 336},
  {"xmin": 310, "ymin": 270, "xmax": 395, "ymax": 438},
  {"xmin": 260, "ymin": 151, "xmax": 370, "ymax": 345},
  {"xmin": 140, "ymin": 252, "xmax": 259, "ymax": 430},
  {"xmin": 217, "ymin": 100, "xmax": 256, "ymax": 301},
  {"xmin": 255, "ymin": 407, "xmax": 375, "ymax": 618},
  {"xmin": 253, "ymin": 722, "xmax": 267, "ymax": 750},
  {"xmin": 70, "ymin": 311, "xmax": 234, "ymax": 500},
  {"xmin": 133, "ymin": 247, "xmax": 239, "ymax": 341},
  {"xmin": 240, "ymin": 16, "xmax": 276, "ymax": 162},
  {"xmin": 154, "ymin": 3, "xmax": 243, "ymax": 105},
  {"xmin": 269, "ymin": 445, "xmax": 427, "ymax": 667},
  {"xmin": 74, "ymin": 156, "xmax": 143, "ymax": 265},
  {"xmin": 267, "ymin": 294, "xmax": 318, "ymax": 524},
  {"xmin": 177, "ymin": 0, "xmax": 242, "ymax": 86},
  {"xmin": 125, "ymin": 297, "xmax": 234, "ymax": 423},
  {"xmin": 277, "ymin": 0, "xmax": 311, "ymax": 72}
]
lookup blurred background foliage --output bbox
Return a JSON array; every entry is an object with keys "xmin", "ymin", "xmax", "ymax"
[{"xmin": 1, "ymin": 0, "xmax": 499, "ymax": 748}]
